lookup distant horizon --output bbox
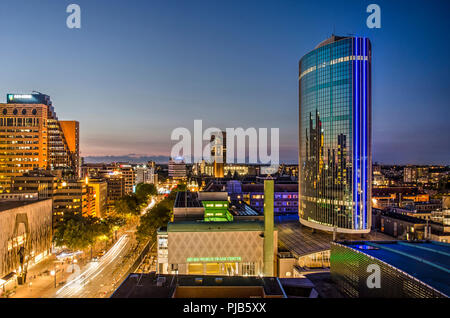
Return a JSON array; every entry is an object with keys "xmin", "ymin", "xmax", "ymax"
[{"xmin": 82, "ymin": 154, "xmax": 449, "ymax": 166}]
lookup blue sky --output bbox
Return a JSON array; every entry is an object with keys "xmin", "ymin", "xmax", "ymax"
[{"xmin": 0, "ymin": 0, "xmax": 449, "ymax": 164}]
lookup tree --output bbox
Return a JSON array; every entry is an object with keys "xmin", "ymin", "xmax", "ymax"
[
  {"xmin": 114, "ymin": 194, "xmax": 140, "ymax": 216},
  {"xmin": 135, "ymin": 183, "xmax": 157, "ymax": 203},
  {"xmin": 135, "ymin": 182, "xmax": 187, "ymax": 243},
  {"xmin": 53, "ymin": 213, "xmax": 100, "ymax": 251},
  {"xmin": 104, "ymin": 215, "xmax": 126, "ymax": 229},
  {"xmin": 174, "ymin": 182, "xmax": 187, "ymax": 192},
  {"xmin": 135, "ymin": 191, "xmax": 179, "ymax": 243},
  {"xmin": 136, "ymin": 203, "xmax": 172, "ymax": 243}
]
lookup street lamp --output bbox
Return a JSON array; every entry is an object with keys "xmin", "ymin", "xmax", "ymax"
[
  {"xmin": 72, "ymin": 259, "xmax": 78, "ymax": 273},
  {"xmin": 50, "ymin": 270, "xmax": 56, "ymax": 288}
]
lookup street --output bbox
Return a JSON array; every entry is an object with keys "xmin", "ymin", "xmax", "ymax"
[
  {"xmin": 53, "ymin": 234, "xmax": 136, "ymax": 298},
  {"xmin": 6, "ymin": 194, "xmax": 163, "ymax": 299}
]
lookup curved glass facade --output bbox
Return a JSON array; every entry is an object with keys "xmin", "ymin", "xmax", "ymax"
[{"xmin": 298, "ymin": 36, "xmax": 372, "ymax": 233}]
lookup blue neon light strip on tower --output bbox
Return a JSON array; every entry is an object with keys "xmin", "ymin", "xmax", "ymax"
[
  {"xmin": 362, "ymin": 38, "xmax": 366, "ymax": 229},
  {"xmin": 354, "ymin": 37, "xmax": 359, "ymax": 230},
  {"xmin": 353, "ymin": 38, "xmax": 356, "ymax": 229}
]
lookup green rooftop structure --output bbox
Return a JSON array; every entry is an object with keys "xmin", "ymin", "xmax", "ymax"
[
  {"xmin": 167, "ymin": 220, "xmax": 264, "ymax": 232},
  {"xmin": 202, "ymin": 201, "xmax": 233, "ymax": 222}
]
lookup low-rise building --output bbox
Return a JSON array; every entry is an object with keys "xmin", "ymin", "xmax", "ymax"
[
  {"xmin": 86, "ymin": 178, "xmax": 107, "ymax": 218},
  {"xmin": 0, "ymin": 199, "xmax": 53, "ymax": 290},
  {"xmin": 239, "ymin": 183, "xmax": 298, "ymax": 215},
  {"xmin": 168, "ymin": 158, "xmax": 187, "ymax": 180},
  {"xmin": 111, "ymin": 273, "xmax": 286, "ymax": 298},
  {"xmin": 331, "ymin": 240, "xmax": 450, "ymax": 298},
  {"xmin": 158, "ymin": 180, "xmax": 277, "ymax": 277}
]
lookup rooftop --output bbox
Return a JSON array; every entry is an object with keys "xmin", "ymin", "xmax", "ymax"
[
  {"xmin": 277, "ymin": 221, "xmax": 395, "ymax": 258},
  {"xmin": 337, "ymin": 240, "xmax": 450, "ymax": 297},
  {"xmin": 277, "ymin": 222, "xmax": 333, "ymax": 257},
  {"xmin": 229, "ymin": 203, "xmax": 261, "ymax": 217},
  {"xmin": 372, "ymin": 187, "xmax": 424, "ymax": 196},
  {"xmin": 0, "ymin": 199, "xmax": 51, "ymax": 213},
  {"xmin": 111, "ymin": 273, "xmax": 285, "ymax": 298},
  {"xmin": 374, "ymin": 208, "xmax": 443, "ymax": 227},
  {"xmin": 241, "ymin": 183, "xmax": 298, "ymax": 193},
  {"xmin": 315, "ymin": 35, "xmax": 350, "ymax": 49},
  {"xmin": 167, "ymin": 220, "xmax": 264, "ymax": 232},
  {"xmin": 174, "ymin": 191, "xmax": 202, "ymax": 208}
]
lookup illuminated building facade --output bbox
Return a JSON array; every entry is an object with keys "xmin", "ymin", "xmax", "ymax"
[
  {"xmin": 211, "ymin": 132, "xmax": 226, "ymax": 178},
  {"xmin": 59, "ymin": 120, "xmax": 80, "ymax": 177},
  {"xmin": 11, "ymin": 170, "xmax": 105, "ymax": 223},
  {"xmin": 135, "ymin": 165, "xmax": 157, "ymax": 185},
  {"xmin": 238, "ymin": 183, "xmax": 298, "ymax": 215},
  {"xmin": 0, "ymin": 199, "xmax": 53, "ymax": 288},
  {"xmin": 0, "ymin": 93, "xmax": 79, "ymax": 193},
  {"xmin": 168, "ymin": 158, "xmax": 187, "ymax": 180},
  {"xmin": 52, "ymin": 179, "xmax": 88, "ymax": 223},
  {"xmin": 105, "ymin": 174, "xmax": 125, "ymax": 211},
  {"xmin": 299, "ymin": 36, "xmax": 372, "ymax": 233},
  {"xmin": 158, "ymin": 221, "xmax": 269, "ymax": 276},
  {"xmin": 224, "ymin": 164, "xmax": 249, "ymax": 177},
  {"xmin": 86, "ymin": 178, "xmax": 108, "ymax": 218},
  {"xmin": 115, "ymin": 163, "xmax": 135, "ymax": 194},
  {"xmin": 157, "ymin": 183, "xmax": 277, "ymax": 276}
]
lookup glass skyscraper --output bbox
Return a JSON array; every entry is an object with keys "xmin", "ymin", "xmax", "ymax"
[{"xmin": 298, "ymin": 35, "xmax": 372, "ymax": 233}]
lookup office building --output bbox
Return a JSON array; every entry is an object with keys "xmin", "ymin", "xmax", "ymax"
[
  {"xmin": 168, "ymin": 158, "xmax": 187, "ymax": 180},
  {"xmin": 0, "ymin": 192, "xmax": 39, "ymax": 201},
  {"xmin": 372, "ymin": 208, "xmax": 450, "ymax": 243},
  {"xmin": 9, "ymin": 170, "xmax": 100, "ymax": 224},
  {"xmin": 331, "ymin": 240, "xmax": 450, "ymax": 298},
  {"xmin": 237, "ymin": 183, "xmax": 298, "ymax": 215},
  {"xmin": 0, "ymin": 93, "xmax": 79, "ymax": 192},
  {"xmin": 52, "ymin": 179, "xmax": 88, "ymax": 223},
  {"xmin": 86, "ymin": 178, "xmax": 108, "ymax": 218},
  {"xmin": 115, "ymin": 164, "xmax": 135, "ymax": 194},
  {"xmin": 105, "ymin": 173, "xmax": 125, "ymax": 211},
  {"xmin": 371, "ymin": 187, "xmax": 430, "ymax": 209},
  {"xmin": 299, "ymin": 35, "xmax": 372, "ymax": 233},
  {"xmin": 10, "ymin": 170, "xmax": 57, "ymax": 199},
  {"xmin": 135, "ymin": 164, "xmax": 158, "ymax": 185},
  {"xmin": 59, "ymin": 120, "xmax": 80, "ymax": 177}
]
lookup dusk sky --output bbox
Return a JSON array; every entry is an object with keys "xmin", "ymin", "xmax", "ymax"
[{"xmin": 0, "ymin": 0, "xmax": 448, "ymax": 164}]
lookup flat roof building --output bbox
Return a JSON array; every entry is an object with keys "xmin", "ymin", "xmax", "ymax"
[
  {"xmin": 158, "ymin": 219, "xmax": 277, "ymax": 277},
  {"xmin": 112, "ymin": 273, "xmax": 286, "ymax": 298},
  {"xmin": 158, "ymin": 181, "xmax": 277, "ymax": 277},
  {"xmin": 331, "ymin": 240, "xmax": 450, "ymax": 298},
  {"xmin": 0, "ymin": 199, "xmax": 53, "ymax": 290},
  {"xmin": 0, "ymin": 93, "xmax": 79, "ymax": 192}
]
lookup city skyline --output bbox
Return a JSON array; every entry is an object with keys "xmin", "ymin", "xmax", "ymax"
[
  {"xmin": 0, "ymin": 1, "xmax": 449, "ymax": 303},
  {"xmin": 0, "ymin": 0, "xmax": 449, "ymax": 165}
]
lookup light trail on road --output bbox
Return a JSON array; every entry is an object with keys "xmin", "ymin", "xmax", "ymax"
[
  {"xmin": 55, "ymin": 234, "xmax": 130, "ymax": 298},
  {"xmin": 141, "ymin": 198, "xmax": 156, "ymax": 215}
]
